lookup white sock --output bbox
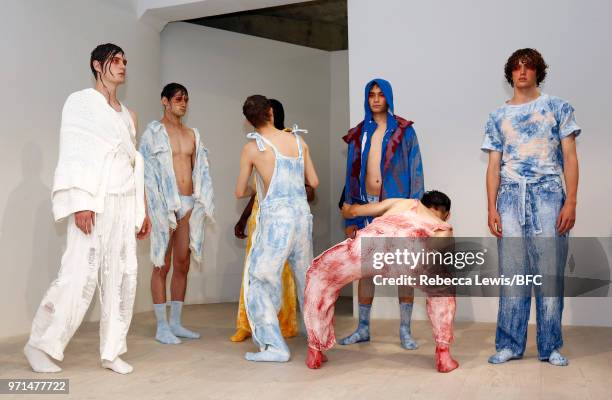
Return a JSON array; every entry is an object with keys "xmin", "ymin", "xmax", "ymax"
[
  {"xmin": 102, "ymin": 357, "xmax": 133, "ymax": 374},
  {"xmin": 24, "ymin": 344, "xmax": 61, "ymax": 373}
]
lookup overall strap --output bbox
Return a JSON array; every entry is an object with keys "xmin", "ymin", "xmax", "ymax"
[
  {"xmin": 291, "ymin": 124, "xmax": 308, "ymax": 158},
  {"xmin": 246, "ymin": 132, "xmax": 280, "ymax": 155}
]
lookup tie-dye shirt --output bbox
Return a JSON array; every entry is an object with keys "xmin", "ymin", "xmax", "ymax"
[{"xmin": 481, "ymin": 94, "xmax": 581, "ymax": 179}]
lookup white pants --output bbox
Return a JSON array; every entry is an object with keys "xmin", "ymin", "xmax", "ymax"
[{"xmin": 28, "ymin": 192, "xmax": 138, "ymax": 361}]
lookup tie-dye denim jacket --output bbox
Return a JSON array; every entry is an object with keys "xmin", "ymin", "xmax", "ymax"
[{"xmin": 139, "ymin": 120, "xmax": 215, "ymax": 267}]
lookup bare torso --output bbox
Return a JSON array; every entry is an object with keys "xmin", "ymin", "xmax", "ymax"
[
  {"xmin": 384, "ymin": 199, "xmax": 448, "ymax": 228},
  {"xmin": 365, "ymin": 124, "xmax": 386, "ymax": 196},
  {"xmin": 163, "ymin": 121, "xmax": 195, "ymax": 195},
  {"xmin": 251, "ymin": 130, "xmax": 301, "ymax": 194}
]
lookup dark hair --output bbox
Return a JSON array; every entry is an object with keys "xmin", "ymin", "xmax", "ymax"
[
  {"xmin": 90, "ymin": 43, "xmax": 124, "ymax": 79},
  {"xmin": 161, "ymin": 82, "xmax": 188, "ymax": 100},
  {"xmin": 269, "ymin": 99, "xmax": 285, "ymax": 130},
  {"xmin": 504, "ymin": 48, "xmax": 548, "ymax": 87},
  {"xmin": 243, "ymin": 95, "xmax": 271, "ymax": 128},
  {"xmin": 421, "ymin": 190, "xmax": 451, "ymax": 213}
]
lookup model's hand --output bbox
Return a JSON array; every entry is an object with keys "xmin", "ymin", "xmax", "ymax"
[
  {"xmin": 345, "ymin": 224, "xmax": 358, "ymax": 239},
  {"xmin": 341, "ymin": 203, "xmax": 356, "ymax": 219},
  {"xmin": 234, "ymin": 218, "xmax": 248, "ymax": 239},
  {"xmin": 305, "ymin": 185, "xmax": 316, "ymax": 203},
  {"xmin": 137, "ymin": 215, "xmax": 152, "ymax": 240},
  {"xmin": 75, "ymin": 210, "xmax": 95, "ymax": 235},
  {"xmin": 556, "ymin": 202, "xmax": 576, "ymax": 235},
  {"xmin": 488, "ymin": 209, "xmax": 502, "ymax": 238}
]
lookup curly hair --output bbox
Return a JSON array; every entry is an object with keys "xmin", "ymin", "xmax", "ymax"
[
  {"xmin": 504, "ymin": 48, "xmax": 548, "ymax": 87},
  {"xmin": 243, "ymin": 95, "xmax": 271, "ymax": 128}
]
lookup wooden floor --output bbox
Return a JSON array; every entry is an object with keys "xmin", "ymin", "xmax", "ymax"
[{"xmin": 2, "ymin": 299, "xmax": 612, "ymax": 400}]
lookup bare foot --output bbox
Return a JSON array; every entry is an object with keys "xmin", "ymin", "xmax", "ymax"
[
  {"xmin": 435, "ymin": 346, "xmax": 459, "ymax": 373},
  {"xmin": 306, "ymin": 347, "xmax": 324, "ymax": 369},
  {"xmin": 230, "ymin": 329, "xmax": 251, "ymax": 342}
]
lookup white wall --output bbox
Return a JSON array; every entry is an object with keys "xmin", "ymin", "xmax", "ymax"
[
  {"xmin": 347, "ymin": 0, "xmax": 612, "ymax": 325},
  {"xmin": 329, "ymin": 51, "xmax": 350, "ymax": 246},
  {"xmin": 0, "ymin": 0, "xmax": 161, "ymax": 339},
  {"xmin": 160, "ymin": 22, "xmax": 333, "ymax": 304},
  {"xmin": 329, "ymin": 50, "xmax": 353, "ymax": 296}
]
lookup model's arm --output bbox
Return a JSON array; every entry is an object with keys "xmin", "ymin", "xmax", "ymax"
[
  {"xmin": 301, "ymin": 138, "xmax": 319, "ymax": 189},
  {"xmin": 129, "ymin": 109, "xmax": 151, "ymax": 239},
  {"xmin": 557, "ymin": 135, "xmax": 578, "ymax": 234},
  {"xmin": 234, "ymin": 195, "xmax": 255, "ymax": 239},
  {"xmin": 305, "ymin": 184, "xmax": 315, "ymax": 203},
  {"xmin": 137, "ymin": 192, "xmax": 152, "ymax": 240},
  {"xmin": 190, "ymin": 128, "xmax": 197, "ymax": 169},
  {"xmin": 128, "ymin": 109, "xmax": 138, "ymax": 133},
  {"xmin": 342, "ymin": 198, "xmax": 403, "ymax": 219},
  {"xmin": 235, "ymin": 143, "xmax": 256, "ymax": 198},
  {"xmin": 486, "ymin": 151, "xmax": 502, "ymax": 238}
]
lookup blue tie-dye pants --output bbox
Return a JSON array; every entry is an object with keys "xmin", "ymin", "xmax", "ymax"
[
  {"xmin": 495, "ymin": 175, "xmax": 568, "ymax": 360},
  {"xmin": 244, "ymin": 200, "xmax": 313, "ymax": 353}
]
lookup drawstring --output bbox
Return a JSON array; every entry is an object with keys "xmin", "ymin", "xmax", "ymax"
[{"xmin": 502, "ymin": 174, "xmax": 561, "ymax": 234}]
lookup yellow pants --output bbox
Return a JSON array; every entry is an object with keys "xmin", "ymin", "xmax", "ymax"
[{"xmin": 232, "ymin": 197, "xmax": 298, "ymax": 340}]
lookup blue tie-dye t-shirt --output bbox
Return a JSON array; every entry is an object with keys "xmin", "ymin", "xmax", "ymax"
[{"xmin": 481, "ymin": 94, "xmax": 581, "ymax": 179}]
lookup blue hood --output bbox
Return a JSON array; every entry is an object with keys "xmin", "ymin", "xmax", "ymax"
[{"xmin": 363, "ymin": 78, "xmax": 394, "ymax": 123}]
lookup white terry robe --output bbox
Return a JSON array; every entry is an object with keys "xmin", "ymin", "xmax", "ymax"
[{"xmin": 28, "ymin": 88, "xmax": 145, "ymax": 362}]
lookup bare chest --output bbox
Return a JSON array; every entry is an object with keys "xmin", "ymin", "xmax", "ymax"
[{"xmin": 166, "ymin": 127, "xmax": 195, "ymax": 157}]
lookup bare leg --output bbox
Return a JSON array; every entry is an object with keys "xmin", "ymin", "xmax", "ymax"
[
  {"xmin": 357, "ymin": 278, "xmax": 374, "ymax": 305},
  {"xmin": 170, "ymin": 211, "xmax": 191, "ymax": 302},
  {"xmin": 151, "ymin": 233, "xmax": 174, "ymax": 304},
  {"xmin": 169, "ymin": 211, "xmax": 200, "ymax": 339},
  {"xmin": 151, "ymin": 233, "xmax": 180, "ymax": 344},
  {"xmin": 338, "ymin": 266, "xmax": 375, "ymax": 346}
]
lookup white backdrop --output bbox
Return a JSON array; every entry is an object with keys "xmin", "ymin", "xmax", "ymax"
[{"xmin": 347, "ymin": 0, "xmax": 612, "ymax": 326}]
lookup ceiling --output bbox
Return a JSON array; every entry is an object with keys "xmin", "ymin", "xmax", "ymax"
[{"xmin": 185, "ymin": 0, "xmax": 347, "ymax": 51}]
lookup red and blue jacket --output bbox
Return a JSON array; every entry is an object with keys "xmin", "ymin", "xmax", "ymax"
[{"xmin": 342, "ymin": 78, "xmax": 424, "ymax": 228}]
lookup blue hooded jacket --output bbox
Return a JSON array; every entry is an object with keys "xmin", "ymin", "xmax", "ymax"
[{"xmin": 342, "ymin": 78, "xmax": 424, "ymax": 228}]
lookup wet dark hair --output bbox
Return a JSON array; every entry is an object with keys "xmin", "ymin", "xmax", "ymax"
[
  {"xmin": 161, "ymin": 82, "xmax": 188, "ymax": 100},
  {"xmin": 504, "ymin": 48, "xmax": 548, "ymax": 87},
  {"xmin": 90, "ymin": 43, "xmax": 124, "ymax": 80},
  {"xmin": 243, "ymin": 95, "xmax": 271, "ymax": 128},
  {"xmin": 421, "ymin": 190, "xmax": 451, "ymax": 213},
  {"xmin": 269, "ymin": 99, "xmax": 285, "ymax": 130}
]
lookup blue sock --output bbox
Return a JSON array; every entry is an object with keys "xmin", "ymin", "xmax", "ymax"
[
  {"xmin": 399, "ymin": 302, "xmax": 418, "ymax": 350},
  {"xmin": 547, "ymin": 350, "xmax": 568, "ymax": 366},
  {"xmin": 488, "ymin": 348, "xmax": 521, "ymax": 364},
  {"xmin": 338, "ymin": 304, "xmax": 371, "ymax": 345},
  {"xmin": 169, "ymin": 301, "xmax": 201, "ymax": 339},
  {"xmin": 154, "ymin": 303, "xmax": 181, "ymax": 344}
]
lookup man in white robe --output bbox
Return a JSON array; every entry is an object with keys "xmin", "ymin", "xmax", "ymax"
[{"xmin": 24, "ymin": 43, "xmax": 151, "ymax": 375}]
